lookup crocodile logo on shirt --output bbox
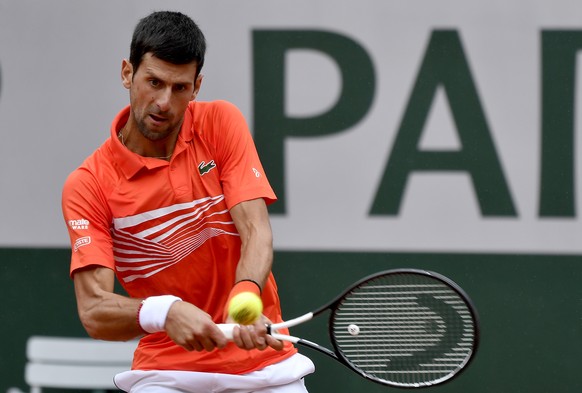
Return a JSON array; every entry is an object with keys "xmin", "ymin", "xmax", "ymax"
[{"xmin": 198, "ymin": 160, "xmax": 216, "ymax": 176}]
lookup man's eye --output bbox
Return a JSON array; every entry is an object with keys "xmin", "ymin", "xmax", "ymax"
[{"xmin": 149, "ymin": 79, "xmax": 160, "ymax": 87}]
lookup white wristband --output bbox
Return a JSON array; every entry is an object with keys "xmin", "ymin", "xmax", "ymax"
[{"xmin": 138, "ymin": 295, "xmax": 182, "ymax": 333}]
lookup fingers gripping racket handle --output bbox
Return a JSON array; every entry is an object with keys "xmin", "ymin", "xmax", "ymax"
[
  {"xmin": 217, "ymin": 323, "xmax": 297, "ymax": 342},
  {"xmin": 217, "ymin": 312, "xmax": 314, "ymax": 341}
]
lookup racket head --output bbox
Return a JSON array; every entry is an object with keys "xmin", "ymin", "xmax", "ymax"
[{"xmin": 328, "ymin": 269, "xmax": 479, "ymax": 388}]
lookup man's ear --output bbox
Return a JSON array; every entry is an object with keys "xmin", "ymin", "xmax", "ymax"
[
  {"xmin": 121, "ymin": 59, "xmax": 133, "ymax": 89},
  {"xmin": 192, "ymin": 74, "xmax": 204, "ymax": 100}
]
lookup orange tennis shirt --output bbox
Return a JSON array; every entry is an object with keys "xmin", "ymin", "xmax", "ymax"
[{"xmin": 62, "ymin": 100, "xmax": 297, "ymax": 374}]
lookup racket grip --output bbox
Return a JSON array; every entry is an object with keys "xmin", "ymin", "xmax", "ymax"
[
  {"xmin": 217, "ymin": 323, "xmax": 274, "ymax": 340},
  {"xmin": 217, "ymin": 323, "xmax": 236, "ymax": 340}
]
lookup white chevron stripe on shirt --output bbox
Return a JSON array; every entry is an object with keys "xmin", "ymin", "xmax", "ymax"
[{"xmin": 111, "ymin": 195, "xmax": 238, "ymax": 282}]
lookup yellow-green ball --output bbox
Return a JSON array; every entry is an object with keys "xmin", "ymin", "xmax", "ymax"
[{"xmin": 228, "ymin": 292, "xmax": 263, "ymax": 325}]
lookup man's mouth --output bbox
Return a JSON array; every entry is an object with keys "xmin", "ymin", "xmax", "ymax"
[{"xmin": 149, "ymin": 113, "xmax": 167, "ymax": 124}]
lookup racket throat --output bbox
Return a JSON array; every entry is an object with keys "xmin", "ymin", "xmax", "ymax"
[{"xmin": 297, "ymin": 338, "xmax": 338, "ymax": 360}]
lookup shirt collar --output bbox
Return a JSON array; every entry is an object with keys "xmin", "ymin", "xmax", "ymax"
[{"xmin": 109, "ymin": 104, "xmax": 195, "ymax": 179}]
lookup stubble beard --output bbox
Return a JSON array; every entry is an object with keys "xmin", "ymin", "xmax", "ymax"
[{"xmin": 135, "ymin": 111, "xmax": 178, "ymax": 142}]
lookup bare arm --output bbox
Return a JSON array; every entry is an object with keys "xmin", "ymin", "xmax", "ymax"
[
  {"xmin": 73, "ymin": 266, "xmax": 227, "ymax": 351},
  {"xmin": 228, "ymin": 198, "xmax": 284, "ymax": 351},
  {"xmin": 229, "ymin": 198, "xmax": 274, "ymax": 289},
  {"xmin": 73, "ymin": 266, "xmax": 143, "ymax": 341}
]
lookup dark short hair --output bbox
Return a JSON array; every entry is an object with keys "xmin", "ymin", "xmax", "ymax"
[{"xmin": 129, "ymin": 11, "xmax": 206, "ymax": 76}]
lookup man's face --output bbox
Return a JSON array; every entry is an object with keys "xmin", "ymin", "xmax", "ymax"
[{"xmin": 121, "ymin": 53, "xmax": 202, "ymax": 141}]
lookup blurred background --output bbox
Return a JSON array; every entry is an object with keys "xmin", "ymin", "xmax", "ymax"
[{"xmin": 1, "ymin": 0, "xmax": 582, "ymax": 391}]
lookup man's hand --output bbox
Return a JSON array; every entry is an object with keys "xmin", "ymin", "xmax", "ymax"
[
  {"xmin": 165, "ymin": 301, "xmax": 229, "ymax": 352},
  {"xmin": 228, "ymin": 315, "xmax": 285, "ymax": 351}
]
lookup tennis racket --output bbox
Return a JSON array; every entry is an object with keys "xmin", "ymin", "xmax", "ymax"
[{"xmin": 219, "ymin": 269, "xmax": 479, "ymax": 388}]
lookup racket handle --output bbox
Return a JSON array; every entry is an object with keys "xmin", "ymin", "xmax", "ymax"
[
  {"xmin": 217, "ymin": 323, "xmax": 236, "ymax": 340},
  {"xmin": 217, "ymin": 323, "xmax": 276, "ymax": 340},
  {"xmin": 217, "ymin": 323, "xmax": 297, "ymax": 344}
]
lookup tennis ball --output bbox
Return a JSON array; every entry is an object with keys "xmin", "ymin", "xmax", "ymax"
[{"xmin": 228, "ymin": 292, "xmax": 263, "ymax": 325}]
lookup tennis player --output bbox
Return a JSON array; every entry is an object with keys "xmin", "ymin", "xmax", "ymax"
[{"xmin": 61, "ymin": 10, "xmax": 314, "ymax": 393}]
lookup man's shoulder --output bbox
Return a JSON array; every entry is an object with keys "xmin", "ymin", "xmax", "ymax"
[
  {"xmin": 191, "ymin": 100, "xmax": 244, "ymax": 119},
  {"xmin": 190, "ymin": 100, "xmax": 247, "ymax": 140}
]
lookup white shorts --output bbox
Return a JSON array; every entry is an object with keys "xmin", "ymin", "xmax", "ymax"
[{"xmin": 114, "ymin": 353, "xmax": 315, "ymax": 393}]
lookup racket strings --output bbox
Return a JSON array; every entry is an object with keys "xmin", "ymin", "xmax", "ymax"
[{"xmin": 331, "ymin": 273, "xmax": 476, "ymax": 387}]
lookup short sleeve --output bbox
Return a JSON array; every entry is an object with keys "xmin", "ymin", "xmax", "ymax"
[{"xmin": 61, "ymin": 168, "xmax": 115, "ymax": 277}]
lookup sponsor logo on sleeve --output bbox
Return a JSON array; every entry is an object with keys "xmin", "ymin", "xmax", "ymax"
[
  {"xmin": 74, "ymin": 236, "xmax": 91, "ymax": 252},
  {"xmin": 69, "ymin": 218, "xmax": 90, "ymax": 230}
]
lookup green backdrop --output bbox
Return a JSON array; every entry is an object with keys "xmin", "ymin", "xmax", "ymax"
[{"xmin": 1, "ymin": 248, "xmax": 580, "ymax": 392}]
